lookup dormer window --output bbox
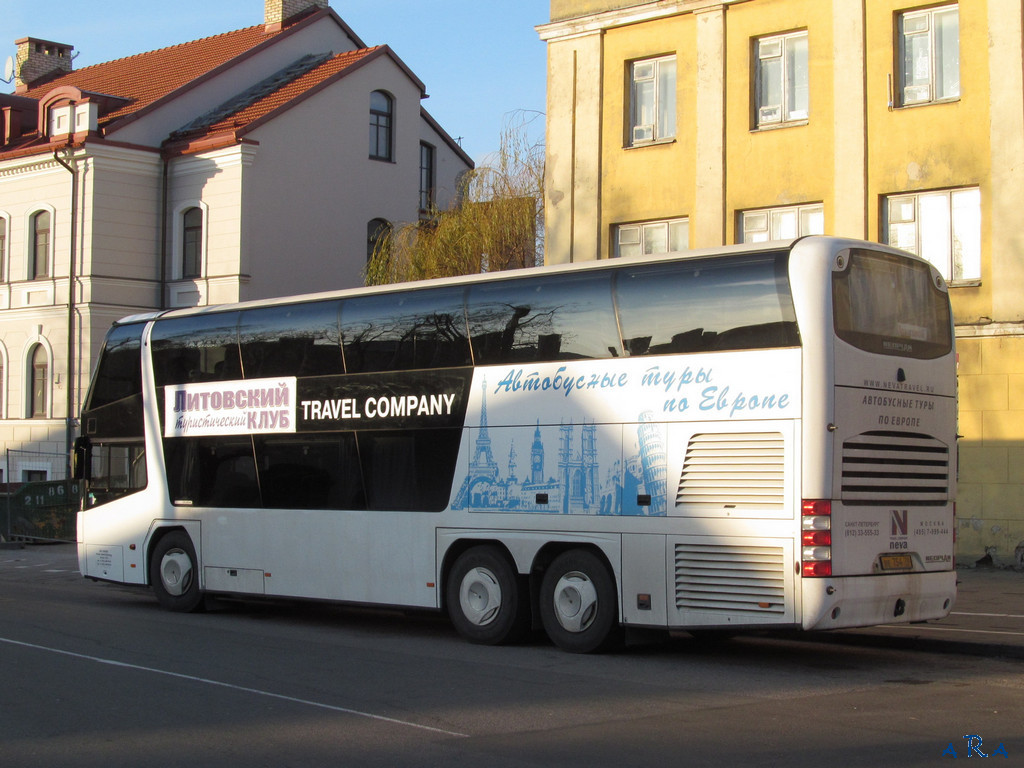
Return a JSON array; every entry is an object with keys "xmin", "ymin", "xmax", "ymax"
[
  {"xmin": 47, "ymin": 101, "xmax": 98, "ymax": 138},
  {"xmin": 49, "ymin": 104, "xmax": 72, "ymax": 137}
]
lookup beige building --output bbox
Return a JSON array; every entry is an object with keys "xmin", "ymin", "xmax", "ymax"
[
  {"xmin": 0, "ymin": 0, "xmax": 472, "ymax": 482},
  {"xmin": 538, "ymin": 0, "xmax": 1024, "ymax": 563}
]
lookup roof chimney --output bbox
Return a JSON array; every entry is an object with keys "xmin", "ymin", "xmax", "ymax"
[
  {"xmin": 14, "ymin": 37, "xmax": 74, "ymax": 93},
  {"xmin": 264, "ymin": 0, "xmax": 329, "ymax": 33}
]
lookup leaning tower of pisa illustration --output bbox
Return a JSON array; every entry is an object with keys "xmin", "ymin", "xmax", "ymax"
[{"xmin": 636, "ymin": 411, "xmax": 667, "ymax": 515}]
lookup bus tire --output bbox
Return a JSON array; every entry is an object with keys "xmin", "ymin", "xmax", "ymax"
[
  {"xmin": 150, "ymin": 531, "xmax": 204, "ymax": 613},
  {"xmin": 539, "ymin": 549, "xmax": 622, "ymax": 654},
  {"xmin": 446, "ymin": 546, "xmax": 529, "ymax": 645}
]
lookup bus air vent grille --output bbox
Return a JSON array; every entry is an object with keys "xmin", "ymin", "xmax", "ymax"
[
  {"xmin": 841, "ymin": 431, "xmax": 949, "ymax": 504},
  {"xmin": 676, "ymin": 432, "xmax": 784, "ymax": 509},
  {"xmin": 674, "ymin": 543, "xmax": 786, "ymax": 614}
]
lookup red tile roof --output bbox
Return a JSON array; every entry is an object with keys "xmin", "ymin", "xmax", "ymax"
[
  {"xmin": 20, "ymin": 24, "xmax": 282, "ymax": 128},
  {"xmin": 163, "ymin": 46, "xmax": 384, "ymax": 155},
  {"xmin": 0, "ymin": 10, "xmax": 471, "ymax": 166},
  {"xmin": 1, "ymin": 9, "xmax": 351, "ymax": 158}
]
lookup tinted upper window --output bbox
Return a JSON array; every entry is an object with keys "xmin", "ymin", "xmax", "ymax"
[
  {"xmin": 86, "ymin": 323, "xmax": 144, "ymax": 411},
  {"xmin": 341, "ymin": 287, "xmax": 470, "ymax": 373},
  {"xmin": 616, "ymin": 253, "xmax": 799, "ymax": 355},
  {"xmin": 833, "ymin": 248, "xmax": 952, "ymax": 359},
  {"xmin": 467, "ymin": 272, "xmax": 621, "ymax": 364},
  {"xmin": 239, "ymin": 301, "xmax": 344, "ymax": 379},
  {"xmin": 152, "ymin": 312, "xmax": 242, "ymax": 386}
]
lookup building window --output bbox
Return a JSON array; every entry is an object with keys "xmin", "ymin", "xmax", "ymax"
[
  {"xmin": 370, "ymin": 90, "xmax": 394, "ymax": 161},
  {"xmin": 629, "ymin": 56, "xmax": 676, "ymax": 145},
  {"xmin": 740, "ymin": 204, "xmax": 824, "ymax": 242},
  {"xmin": 31, "ymin": 210, "xmax": 51, "ymax": 279},
  {"xmin": 0, "ymin": 356, "xmax": 4, "ymax": 419},
  {"xmin": 29, "ymin": 344, "xmax": 48, "ymax": 418},
  {"xmin": 615, "ymin": 217, "xmax": 689, "ymax": 258},
  {"xmin": 884, "ymin": 187, "xmax": 980, "ymax": 282},
  {"xmin": 367, "ymin": 218, "xmax": 392, "ymax": 263},
  {"xmin": 419, "ymin": 143, "xmax": 435, "ymax": 212},
  {"xmin": 755, "ymin": 31, "xmax": 809, "ymax": 127},
  {"xmin": 0, "ymin": 215, "xmax": 6, "ymax": 281},
  {"xmin": 899, "ymin": 5, "xmax": 959, "ymax": 106},
  {"xmin": 182, "ymin": 207, "xmax": 203, "ymax": 279}
]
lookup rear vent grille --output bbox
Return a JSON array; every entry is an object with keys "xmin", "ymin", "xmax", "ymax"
[
  {"xmin": 674, "ymin": 542, "xmax": 786, "ymax": 615},
  {"xmin": 676, "ymin": 432, "xmax": 784, "ymax": 510},
  {"xmin": 841, "ymin": 431, "xmax": 950, "ymax": 505}
]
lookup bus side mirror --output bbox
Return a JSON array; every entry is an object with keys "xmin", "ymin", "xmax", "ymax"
[{"xmin": 72, "ymin": 436, "xmax": 91, "ymax": 481}]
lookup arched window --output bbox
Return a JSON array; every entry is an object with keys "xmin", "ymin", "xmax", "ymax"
[
  {"xmin": 366, "ymin": 218, "xmax": 391, "ymax": 263},
  {"xmin": 31, "ymin": 210, "xmax": 51, "ymax": 279},
  {"xmin": 369, "ymin": 91, "xmax": 393, "ymax": 161},
  {"xmin": 182, "ymin": 207, "xmax": 203, "ymax": 279},
  {"xmin": 29, "ymin": 344, "xmax": 48, "ymax": 418}
]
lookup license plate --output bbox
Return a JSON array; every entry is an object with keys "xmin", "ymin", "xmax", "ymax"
[{"xmin": 879, "ymin": 554, "xmax": 913, "ymax": 571}]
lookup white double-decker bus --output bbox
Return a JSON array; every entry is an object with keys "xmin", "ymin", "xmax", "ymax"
[{"xmin": 75, "ymin": 236, "xmax": 957, "ymax": 652}]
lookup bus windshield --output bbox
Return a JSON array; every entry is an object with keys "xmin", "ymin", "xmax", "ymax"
[{"xmin": 832, "ymin": 248, "xmax": 952, "ymax": 359}]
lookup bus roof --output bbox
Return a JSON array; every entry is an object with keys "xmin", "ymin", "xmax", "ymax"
[{"xmin": 111, "ymin": 236, "xmax": 920, "ymax": 328}]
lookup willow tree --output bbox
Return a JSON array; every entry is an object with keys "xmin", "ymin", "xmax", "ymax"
[{"xmin": 365, "ymin": 113, "xmax": 544, "ymax": 286}]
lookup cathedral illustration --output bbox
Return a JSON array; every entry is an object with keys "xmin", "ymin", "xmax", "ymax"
[{"xmin": 451, "ymin": 381, "xmax": 667, "ymax": 516}]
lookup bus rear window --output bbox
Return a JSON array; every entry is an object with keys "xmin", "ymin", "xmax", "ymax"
[{"xmin": 833, "ymin": 249, "xmax": 952, "ymax": 359}]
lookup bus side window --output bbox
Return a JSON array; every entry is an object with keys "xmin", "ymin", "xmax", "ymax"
[
  {"xmin": 163, "ymin": 436, "xmax": 257, "ymax": 507},
  {"xmin": 616, "ymin": 254, "xmax": 799, "ymax": 355},
  {"xmin": 239, "ymin": 301, "xmax": 345, "ymax": 379},
  {"xmin": 152, "ymin": 312, "xmax": 243, "ymax": 386},
  {"xmin": 83, "ymin": 441, "xmax": 147, "ymax": 506},
  {"xmin": 359, "ymin": 429, "xmax": 461, "ymax": 512},
  {"xmin": 341, "ymin": 287, "xmax": 470, "ymax": 373},
  {"xmin": 254, "ymin": 433, "xmax": 365, "ymax": 510},
  {"xmin": 466, "ymin": 272, "xmax": 622, "ymax": 364}
]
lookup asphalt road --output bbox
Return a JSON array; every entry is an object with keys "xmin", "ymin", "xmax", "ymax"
[{"xmin": 1, "ymin": 545, "xmax": 1022, "ymax": 767}]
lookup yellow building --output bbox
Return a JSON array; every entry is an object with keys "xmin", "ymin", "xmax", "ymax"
[{"xmin": 538, "ymin": 0, "xmax": 1024, "ymax": 564}]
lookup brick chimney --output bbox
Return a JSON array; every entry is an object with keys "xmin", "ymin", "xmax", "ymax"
[
  {"xmin": 14, "ymin": 37, "xmax": 74, "ymax": 93},
  {"xmin": 264, "ymin": 0, "xmax": 329, "ymax": 32}
]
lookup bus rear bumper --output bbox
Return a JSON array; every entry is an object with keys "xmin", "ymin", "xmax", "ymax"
[{"xmin": 801, "ymin": 570, "xmax": 956, "ymax": 631}]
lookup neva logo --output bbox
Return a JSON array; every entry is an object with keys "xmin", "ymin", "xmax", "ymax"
[{"xmin": 891, "ymin": 510, "xmax": 908, "ymax": 536}]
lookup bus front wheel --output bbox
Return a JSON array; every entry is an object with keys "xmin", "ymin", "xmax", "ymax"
[
  {"xmin": 446, "ymin": 546, "xmax": 529, "ymax": 645},
  {"xmin": 539, "ymin": 549, "xmax": 621, "ymax": 653},
  {"xmin": 150, "ymin": 531, "xmax": 204, "ymax": 613}
]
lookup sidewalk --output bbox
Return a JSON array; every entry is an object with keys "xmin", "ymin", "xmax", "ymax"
[{"xmin": 4, "ymin": 542, "xmax": 1023, "ymax": 658}]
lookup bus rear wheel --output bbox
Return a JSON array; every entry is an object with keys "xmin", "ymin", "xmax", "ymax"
[
  {"xmin": 150, "ymin": 531, "xmax": 204, "ymax": 613},
  {"xmin": 539, "ymin": 549, "xmax": 621, "ymax": 653},
  {"xmin": 446, "ymin": 546, "xmax": 529, "ymax": 645}
]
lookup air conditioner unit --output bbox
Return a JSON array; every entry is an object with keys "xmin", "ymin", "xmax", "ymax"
[
  {"xmin": 632, "ymin": 124, "xmax": 654, "ymax": 143},
  {"xmin": 758, "ymin": 105, "xmax": 781, "ymax": 125}
]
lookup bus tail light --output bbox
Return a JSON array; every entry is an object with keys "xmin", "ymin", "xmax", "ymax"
[{"xmin": 801, "ymin": 499, "xmax": 832, "ymax": 577}]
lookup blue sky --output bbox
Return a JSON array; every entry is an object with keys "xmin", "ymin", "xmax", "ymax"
[{"xmin": 1, "ymin": 0, "xmax": 551, "ymax": 164}]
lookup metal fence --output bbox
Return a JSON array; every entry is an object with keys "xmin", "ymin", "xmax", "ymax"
[{"xmin": 3, "ymin": 449, "xmax": 80, "ymax": 543}]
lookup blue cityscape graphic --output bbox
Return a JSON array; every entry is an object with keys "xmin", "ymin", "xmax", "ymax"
[{"xmin": 452, "ymin": 380, "xmax": 667, "ymax": 515}]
